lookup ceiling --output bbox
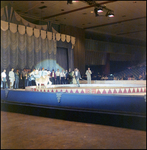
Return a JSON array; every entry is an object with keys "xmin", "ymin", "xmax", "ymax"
[{"xmin": 1, "ymin": 1, "xmax": 146, "ymax": 42}]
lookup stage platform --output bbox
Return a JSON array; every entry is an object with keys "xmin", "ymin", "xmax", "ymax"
[
  {"xmin": 1, "ymin": 80, "xmax": 146, "ymax": 131},
  {"xmin": 25, "ymin": 80, "xmax": 146, "ymax": 95}
]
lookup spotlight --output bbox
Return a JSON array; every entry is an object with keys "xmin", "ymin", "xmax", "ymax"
[
  {"xmin": 97, "ymin": 6, "xmax": 103, "ymax": 13},
  {"xmin": 94, "ymin": 7, "xmax": 99, "ymax": 17},
  {"xmin": 67, "ymin": 0, "xmax": 72, "ymax": 4},
  {"xmin": 106, "ymin": 10, "xmax": 114, "ymax": 17}
]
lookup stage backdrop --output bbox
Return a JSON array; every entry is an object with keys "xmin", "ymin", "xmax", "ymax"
[
  {"xmin": 1, "ymin": 22, "xmax": 75, "ymax": 72},
  {"xmin": 1, "ymin": 4, "xmax": 75, "ymax": 72}
]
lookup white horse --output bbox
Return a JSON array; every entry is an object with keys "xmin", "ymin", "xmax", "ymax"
[
  {"xmin": 34, "ymin": 69, "xmax": 52, "ymax": 88},
  {"xmin": 35, "ymin": 75, "xmax": 52, "ymax": 88}
]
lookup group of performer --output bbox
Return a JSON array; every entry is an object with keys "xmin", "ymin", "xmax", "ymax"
[{"xmin": 1, "ymin": 67, "xmax": 92, "ymax": 89}]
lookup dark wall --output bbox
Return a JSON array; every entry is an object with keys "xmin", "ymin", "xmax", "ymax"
[
  {"xmin": 85, "ymin": 31, "xmax": 146, "ymax": 71},
  {"xmin": 85, "ymin": 31, "xmax": 146, "ymax": 47},
  {"xmin": 85, "ymin": 61, "xmax": 131, "ymax": 76},
  {"xmin": 109, "ymin": 61, "xmax": 131, "ymax": 74},
  {"xmin": 85, "ymin": 65, "xmax": 103, "ymax": 75}
]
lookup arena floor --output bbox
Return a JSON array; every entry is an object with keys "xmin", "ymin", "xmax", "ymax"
[{"xmin": 1, "ymin": 110, "xmax": 146, "ymax": 149}]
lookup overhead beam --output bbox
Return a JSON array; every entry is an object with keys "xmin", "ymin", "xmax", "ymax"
[
  {"xmin": 117, "ymin": 30, "xmax": 146, "ymax": 35},
  {"xmin": 84, "ymin": 16, "xmax": 146, "ymax": 29},
  {"xmin": 24, "ymin": 2, "xmax": 41, "ymax": 13},
  {"xmin": 84, "ymin": 0, "xmax": 112, "ymax": 12}
]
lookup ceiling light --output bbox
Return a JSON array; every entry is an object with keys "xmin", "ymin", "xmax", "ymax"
[
  {"xmin": 97, "ymin": 6, "xmax": 103, "ymax": 13},
  {"xmin": 106, "ymin": 11, "xmax": 114, "ymax": 17}
]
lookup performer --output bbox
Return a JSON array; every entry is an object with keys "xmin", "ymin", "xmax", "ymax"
[
  {"xmin": 72, "ymin": 70, "xmax": 76, "ymax": 84},
  {"xmin": 32, "ymin": 68, "xmax": 40, "ymax": 79},
  {"xmin": 9, "ymin": 68, "xmax": 15, "ymax": 89},
  {"xmin": 64, "ymin": 70, "xmax": 69, "ymax": 84},
  {"xmin": 56, "ymin": 69, "xmax": 60, "ymax": 84},
  {"xmin": 38, "ymin": 68, "xmax": 42, "ymax": 78},
  {"xmin": 85, "ymin": 67, "xmax": 92, "ymax": 84},
  {"xmin": 47, "ymin": 70, "xmax": 51, "ymax": 82},
  {"xmin": 50, "ymin": 69, "xmax": 56, "ymax": 84},
  {"xmin": 21, "ymin": 68, "xmax": 27, "ymax": 89},
  {"xmin": 25, "ymin": 69, "xmax": 30, "ymax": 86},
  {"xmin": 44, "ymin": 69, "xmax": 48, "ymax": 76},
  {"xmin": 46, "ymin": 70, "xmax": 52, "ymax": 85},
  {"xmin": 74, "ymin": 68, "xmax": 81, "ymax": 87},
  {"xmin": 29, "ymin": 69, "xmax": 36, "ymax": 85},
  {"xmin": 41, "ymin": 68, "xmax": 48, "ymax": 78},
  {"xmin": 68, "ymin": 68, "xmax": 73, "ymax": 84},
  {"xmin": 14, "ymin": 69, "xmax": 20, "ymax": 89},
  {"xmin": 47, "ymin": 70, "xmax": 51, "ymax": 77},
  {"xmin": 60, "ymin": 70, "xmax": 65, "ymax": 84},
  {"xmin": 1, "ymin": 69, "xmax": 7, "ymax": 89}
]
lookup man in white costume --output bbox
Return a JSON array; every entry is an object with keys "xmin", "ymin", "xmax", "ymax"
[
  {"xmin": 33, "ymin": 68, "xmax": 42, "ymax": 79},
  {"xmin": 1, "ymin": 69, "xmax": 7, "ymax": 89},
  {"xmin": 9, "ymin": 68, "xmax": 15, "ymax": 89},
  {"xmin": 41, "ymin": 68, "xmax": 48, "ymax": 78},
  {"xmin": 85, "ymin": 67, "xmax": 92, "ymax": 84},
  {"xmin": 60, "ymin": 70, "xmax": 65, "ymax": 84}
]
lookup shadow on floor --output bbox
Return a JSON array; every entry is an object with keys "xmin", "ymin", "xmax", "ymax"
[{"xmin": 1, "ymin": 102, "xmax": 146, "ymax": 131}]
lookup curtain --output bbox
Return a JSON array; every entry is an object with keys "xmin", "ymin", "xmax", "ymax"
[
  {"xmin": 1, "ymin": 28, "xmax": 74, "ymax": 72},
  {"xmin": 1, "ymin": 21, "xmax": 74, "ymax": 72},
  {"xmin": 57, "ymin": 40, "xmax": 73, "ymax": 71},
  {"xmin": 56, "ymin": 47, "xmax": 68, "ymax": 71},
  {"xmin": 1, "ymin": 29, "xmax": 57, "ymax": 71},
  {"xmin": 1, "ymin": 30, "xmax": 10, "ymax": 69}
]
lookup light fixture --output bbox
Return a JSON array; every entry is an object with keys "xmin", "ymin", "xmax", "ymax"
[
  {"xmin": 94, "ymin": 5, "xmax": 103, "ymax": 17},
  {"xmin": 94, "ymin": 7, "xmax": 99, "ymax": 17},
  {"xmin": 106, "ymin": 10, "xmax": 114, "ymax": 17},
  {"xmin": 85, "ymin": 1, "xmax": 114, "ymax": 18},
  {"xmin": 97, "ymin": 6, "xmax": 103, "ymax": 13}
]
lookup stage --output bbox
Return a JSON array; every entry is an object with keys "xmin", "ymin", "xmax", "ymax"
[
  {"xmin": 25, "ymin": 80, "xmax": 146, "ymax": 95},
  {"xmin": 1, "ymin": 80, "xmax": 146, "ymax": 130}
]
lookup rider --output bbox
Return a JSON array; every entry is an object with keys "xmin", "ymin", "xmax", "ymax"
[{"xmin": 41, "ymin": 68, "xmax": 48, "ymax": 78}]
